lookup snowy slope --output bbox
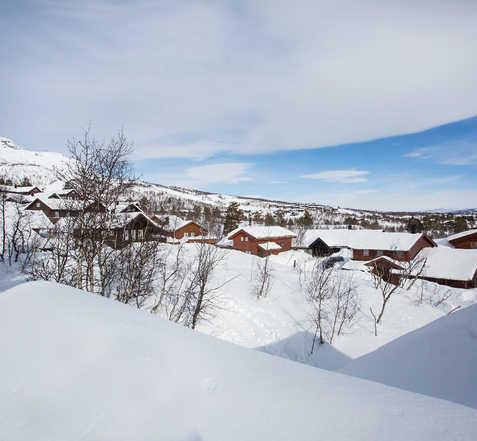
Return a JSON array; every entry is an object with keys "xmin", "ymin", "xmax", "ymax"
[
  {"xmin": 1, "ymin": 281, "xmax": 477, "ymax": 441},
  {"xmin": 0, "ymin": 136, "xmax": 68, "ymax": 185},
  {"xmin": 178, "ymin": 247, "xmax": 476, "ymax": 364},
  {"xmin": 341, "ymin": 304, "xmax": 477, "ymax": 409}
]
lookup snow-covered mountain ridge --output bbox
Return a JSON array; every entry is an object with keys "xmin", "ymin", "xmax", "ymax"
[
  {"xmin": 1, "ymin": 136, "xmax": 475, "ymax": 224},
  {"xmin": 0, "ymin": 136, "xmax": 68, "ymax": 185}
]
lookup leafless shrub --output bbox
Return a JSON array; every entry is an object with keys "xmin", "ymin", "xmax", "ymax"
[
  {"xmin": 305, "ymin": 262, "xmax": 359, "ymax": 352},
  {"xmin": 114, "ymin": 239, "xmax": 160, "ymax": 308},
  {"xmin": 152, "ymin": 243, "xmax": 233, "ymax": 329},
  {"xmin": 252, "ymin": 255, "xmax": 272, "ymax": 299}
]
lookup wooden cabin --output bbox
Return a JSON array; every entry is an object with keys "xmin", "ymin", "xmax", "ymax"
[
  {"xmin": 25, "ymin": 197, "xmax": 106, "ymax": 222},
  {"xmin": 446, "ymin": 229, "xmax": 477, "ymax": 249},
  {"xmin": 48, "ymin": 189, "xmax": 80, "ymax": 200},
  {"xmin": 152, "ymin": 215, "xmax": 207, "ymax": 240},
  {"xmin": 364, "ymin": 256, "xmax": 404, "ymax": 285},
  {"xmin": 302, "ymin": 229, "xmax": 436, "ymax": 262},
  {"xmin": 0, "ymin": 185, "xmax": 42, "ymax": 196},
  {"xmin": 227, "ymin": 226, "xmax": 296, "ymax": 257},
  {"xmin": 412, "ymin": 247, "xmax": 477, "ymax": 289},
  {"xmin": 108, "ymin": 212, "xmax": 168, "ymax": 249}
]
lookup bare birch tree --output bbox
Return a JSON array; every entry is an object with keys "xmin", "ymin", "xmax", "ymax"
[{"xmin": 252, "ymin": 255, "xmax": 272, "ymax": 299}]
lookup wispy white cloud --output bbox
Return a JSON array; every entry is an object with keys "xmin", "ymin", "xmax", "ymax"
[
  {"xmin": 302, "ymin": 169, "xmax": 369, "ymax": 184},
  {"xmin": 2, "ymin": 0, "xmax": 477, "ymax": 157},
  {"xmin": 185, "ymin": 162, "xmax": 253, "ymax": 185},
  {"xmin": 404, "ymin": 141, "xmax": 477, "ymax": 165}
]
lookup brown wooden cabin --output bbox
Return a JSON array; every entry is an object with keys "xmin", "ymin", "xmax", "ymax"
[
  {"xmin": 303, "ymin": 230, "xmax": 436, "ymax": 262},
  {"xmin": 364, "ymin": 256, "xmax": 404, "ymax": 285},
  {"xmin": 417, "ymin": 275, "xmax": 477, "ymax": 289},
  {"xmin": 107, "ymin": 213, "xmax": 168, "ymax": 249},
  {"xmin": 25, "ymin": 197, "xmax": 106, "ymax": 223},
  {"xmin": 352, "ymin": 234, "xmax": 436, "ymax": 262},
  {"xmin": 151, "ymin": 215, "xmax": 207, "ymax": 240},
  {"xmin": 307, "ymin": 238, "xmax": 341, "ymax": 257},
  {"xmin": 174, "ymin": 221, "xmax": 207, "ymax": 239},
  {"xmin": 48, "ymin": 189, "xmax": 80, "ymax": 200},
  {"xmin": 228, "ymin": 226, "xmax": 296, "ymax": 257},
  {"xmin": 0, "ymin": 185, "xmax": 42, "ymax": 196},
  {"xmin": 447, "ymin": 230, "xmax": 477, "ymax": 249}
]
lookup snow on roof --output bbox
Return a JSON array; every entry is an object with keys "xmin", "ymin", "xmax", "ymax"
[
  {"xmin": 0, "ymin": 185, "xmax": 40, "ymax": 193},
  {"xmin": 303, "ymin": 229, "xmax": 430, "ymax": 251},
  {"xmin": 446, "ymin": 229, "xmax": 477, "ymax": 243},
  {"xmin": 228, "ymin": 226, "xmax": 296, "ymax": 240},
  {"xmin": 416, "ymin": 247, "xmax": 477, "ymax": 281},
  {"xmin": 25, "ymin": 196, "xmax": 84, "ymax": 211},
  {"xmin": 111, "ymin": 212, "xmax": 163, "ymax": 229},
  {"xmin": 116, "ymin": 202, "xmax": 143, "ymax": 213},
  {"xmin": 364, "ymin": 255, "xmax": 405, "ymax": 269},
  {"xmin": 154, "ymin": 214, "xmax": 195, "ymax": 232},
  {"xmin": 258, "ymin": 241, "xmax": 282, "ymax": 251}
]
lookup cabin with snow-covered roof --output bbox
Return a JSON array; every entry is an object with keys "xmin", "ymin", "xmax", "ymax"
[
  {"xmin": 227, "ymin": 226, "xmax": 296, "ymax": 257},
  {"xmin": 0, "ymin": 185, "xmax": 42, "ymax": 197},
  {"xmin": 445, "ymin": 229, "xmax": 477, "ymax": 249},
  {"xmin": 152, "ymin": 215, "xmax": 207, "ymax": 240},
  {"xmin": 413, "ymin": 247, "xmax": 477, "ymax": 289},
  {"xmin": 24, "ymin": 197, "xmax": 106, "ymax": 222},
  {"xmin": 301, "ymin": 229, "xmax": 436, "ymax": 262},
  {"xmin": 107, "ymin": 212, "xmax": 168, "ymax": 248}
]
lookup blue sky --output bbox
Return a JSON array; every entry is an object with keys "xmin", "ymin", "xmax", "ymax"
[
  {"xmin": 136, "ymin": 116, "xmax": 477, "ymax": 210},
  {"xmin": 1, "ymin": 1, "xmax": 477, "ymax": 210}
]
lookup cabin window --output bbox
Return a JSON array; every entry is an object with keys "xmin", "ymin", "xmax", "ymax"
[
  {"xmin": 137, "ymin": 229, "xmax": 144, "ymax": 239},
  {"xmin": 471, "ymin": 241, "xmax": 477, "ymax": 248},
  {"xmin": 377, "ymin": 250, "xmax": 383, "ymax": 256},
  {"xmin": 36, "ymin": 202, "xmax": 41, "ymax": 208},
  {"xmin": 54, "ymin": 210, "xmax": 59, "ymax": 217},
  {"xmin": 363, "ymin": 249, "xmax": 369, "ymax": 256},
  {"xmin": 244, "ymin": 236, "xmax": 248, "ymax": 242}
]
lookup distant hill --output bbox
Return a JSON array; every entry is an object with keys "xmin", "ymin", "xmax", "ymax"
[{"xmin": 0, "ymin": 136, "xmax": 68, "ymax": 185}]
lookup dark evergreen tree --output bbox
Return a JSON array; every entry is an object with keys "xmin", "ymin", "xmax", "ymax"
[
  {"xmin": 264, "ymin": 212, "xmax": 275, "ymax": 226},
  {"xmin": 223, "ymin": 202, "xmax": 243, "ymax": 234}
]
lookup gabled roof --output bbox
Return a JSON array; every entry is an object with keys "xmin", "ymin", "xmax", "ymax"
[
  {"xmin": 0, "ymin": 185, "xmax": 41, "ymax": 194},
  {"xmin": 25, "ymin": 196, "xmax": 103, "ymax": 212},
  {"xmin": 446, "ymin": 229, "xmax": 477, "ymax": 243},
  {"xmin": 154, "ymin": 215, "xmax": 202, "ymax": 232},
  {"xmin": 228, "ymin": 226, "xmax": 296, "ymax": 240},
  {"xmin": 364, "ymin": 256, "xmax": 405, "ymax": 270},
  {"xmin": 415, "ymin": 247, "xmax": 477, "ymax": 281},
  {"xmin": 302, "ymin": 229, "xmax": 435, "ymax": 252},
  {"xmin": 116, "ymin": 202, "xmax": 143, "ymax": 213},
  {"xmin": 112, "ymin": 212, "xmax": 164, "ymax": 230},
  {"xmin": 25, "ymin": 197, "xmax": 83, "ymax": 211}
]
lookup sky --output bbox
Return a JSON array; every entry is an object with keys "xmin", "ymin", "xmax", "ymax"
[{"xmin": 1, "ymin": 0, "xmax": 477, "ymax": 210}]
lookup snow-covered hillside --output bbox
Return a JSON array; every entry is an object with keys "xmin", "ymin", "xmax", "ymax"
[
  {"xmin": 1, "ymin": 281, "xmax": 476, "ymax": 440},
  {"xmin": 341, "ymin": 303, "xmax": 477, "ymax": 409},
  {"xmin": 169, "ymin": 247, "xmax": 477, "ymax": 365},
  {"xmin": 0, "ymin": 136, "xmax": 67, "ymax": 185}
]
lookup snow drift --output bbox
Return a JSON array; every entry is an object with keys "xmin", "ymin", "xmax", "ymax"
[
  {"xmin": 341, "ymin": 304, "xmax": 477, "ymax": 409},
  {"xmin": 1, "ymin": 281, "xmax": 477, "ymax": 440}
]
